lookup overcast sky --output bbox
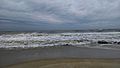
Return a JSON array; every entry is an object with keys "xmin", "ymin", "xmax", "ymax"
[{"xmin": 0, "ymin": 0, "xmax": 120, "ymax": 31}]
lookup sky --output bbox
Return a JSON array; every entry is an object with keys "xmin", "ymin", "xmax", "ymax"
[{"xmin": 0, "ymin": 0, "xmax": 120, "ymax": 31}]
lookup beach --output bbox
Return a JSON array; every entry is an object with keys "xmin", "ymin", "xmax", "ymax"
[
  {"xmin": 0, "ymin": 46, "xmax": 120, "ymax": 68},
  {"xmin": 1, "ymin": 0, "xmax": 120, "ymax": 67}
]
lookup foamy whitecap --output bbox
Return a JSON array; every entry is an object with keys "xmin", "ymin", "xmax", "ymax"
[{"xmin": 0, "ymin": 32, "xmax": 120, "ymax": 49}]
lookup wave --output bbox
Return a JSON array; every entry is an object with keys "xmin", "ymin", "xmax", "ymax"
[{"xmin": 0, "ymin": 32, "xmax": 120, "ymax": 49}]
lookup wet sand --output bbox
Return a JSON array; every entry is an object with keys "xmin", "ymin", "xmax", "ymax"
[
  {"xmin": 0, "ymin": 46, "xmax": 120, "ymax": 68},
  {"xmin": 5, "ymin": 59, "xmax": 120, "ymax": 68}
]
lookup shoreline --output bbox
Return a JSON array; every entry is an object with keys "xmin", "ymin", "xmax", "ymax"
[
  {"xmin": 0, "ymin": 46, "xmax": 120, "ymax": 67},
  {"xmin": 1, "ymin": 44, "xmax": 120, "ymax": 50}
]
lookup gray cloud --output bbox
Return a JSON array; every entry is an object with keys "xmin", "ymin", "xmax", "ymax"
[{"xmin": 0, "ymin": 0, "xmax": 120, "ymax": 30}]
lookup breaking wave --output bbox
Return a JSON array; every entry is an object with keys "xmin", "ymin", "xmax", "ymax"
[{"xmin": 0, "ymin": 32, "xmax": 120, "ymax": 49}]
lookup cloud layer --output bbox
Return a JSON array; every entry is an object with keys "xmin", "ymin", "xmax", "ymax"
[{"xmin": 0, "ymin": 0, "xmax": 120, "ymax": 31}]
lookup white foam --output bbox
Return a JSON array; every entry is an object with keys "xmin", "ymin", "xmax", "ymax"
[{"xmin": 0, "ymin": 32, "xmax": 120, "ymax": 49}]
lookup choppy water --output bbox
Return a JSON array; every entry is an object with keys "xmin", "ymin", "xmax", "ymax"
[{"xmin": 0, "ymin": 32, "xmax": 120, "ymax": 49}]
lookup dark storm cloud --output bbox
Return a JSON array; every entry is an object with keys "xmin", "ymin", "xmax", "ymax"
[{"xmin": 0, "ymin": 0, "xmax": 120, "ymax": 31}]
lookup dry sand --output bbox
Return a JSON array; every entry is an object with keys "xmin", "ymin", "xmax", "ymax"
[{"xmin": 5, "ymin": 59, "xmax": 120, "ymax": 68}]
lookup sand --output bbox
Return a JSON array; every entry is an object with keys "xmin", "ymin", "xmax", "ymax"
[
  {"xmin": 5, "ymin": 59, "xmax": 120, "ymax": 68},
  {"xmin": 0, "ymin": 46, "xmax": 120, "ymax": 68}
]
